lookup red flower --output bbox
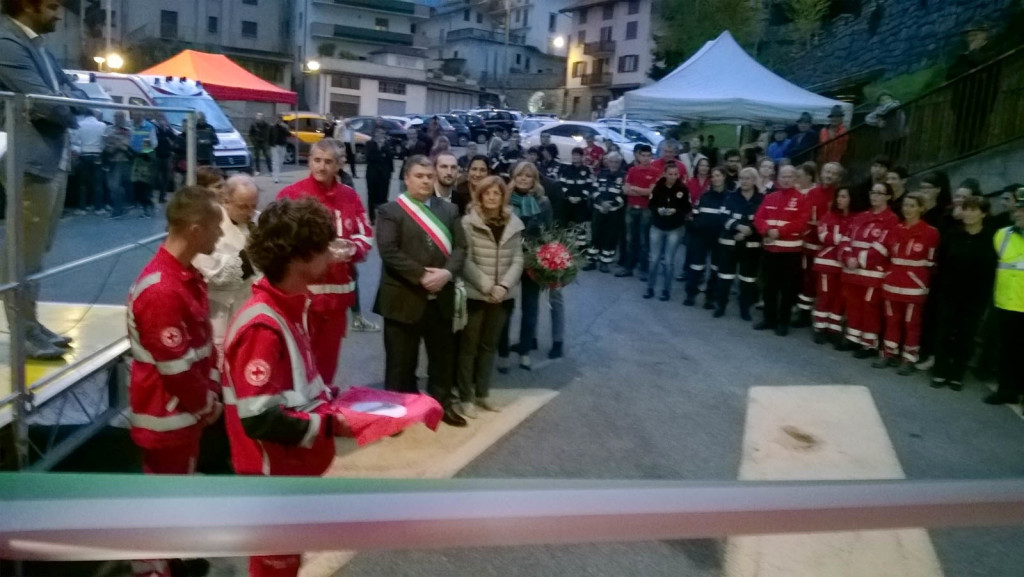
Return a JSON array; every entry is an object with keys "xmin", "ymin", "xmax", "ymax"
[{"xmin": 536, "ymin": 242, "xmax": 572, "ymax": 271}]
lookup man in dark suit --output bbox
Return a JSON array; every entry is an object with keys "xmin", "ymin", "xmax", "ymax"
[
  {"xmin": 0, "ymin": 0, "xmax": 89, "ymax": 359},
  {"xmin": 374, "ymin": 154, "xmax": 468, "ymax": 427}
]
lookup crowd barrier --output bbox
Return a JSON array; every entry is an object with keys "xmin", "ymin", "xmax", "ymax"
[{"xmin": 0, "ymin": 93, "xmax": 198, "ymax": 471}]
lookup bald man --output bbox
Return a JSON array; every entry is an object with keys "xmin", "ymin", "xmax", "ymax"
[{"xmin": 193, "ymin": 174, "xmax": 261, "ymax": 349}]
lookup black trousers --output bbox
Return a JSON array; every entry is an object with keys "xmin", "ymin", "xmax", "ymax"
[
  {"xmin": 714, "ymin": 242, "xmax": 761, "ymax": 311},
  {"xmin": 591, "ymin": 209, "xmax": 623, "ymax": 262},
  {"xmin": 994, "ymin": 308, "xmax": 1024, "ymax": 398},
  {"xmin": 761, "ymin": 251, "xmax": 802, "ymax": 327},
  {"xmin": 344, "ymin": 142, "xmax": 358, "ymax": 177},
  {"xmin": 684, "ymin": 233, "xmax": 718, "ymax": 299},
  {"xmin": 932, "ymin": 299, "xmax": 985, "ymax": 382},
  {"xmin": 383, "ymin": 301, "xmax": 454, "ymax": 406},
  {"xmin": 366, "ymin": 173, "xmax": 390, "ymax": 224}
]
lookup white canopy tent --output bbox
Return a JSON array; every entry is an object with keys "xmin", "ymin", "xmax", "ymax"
[{"xmin": 605, "ymin": 31, "xmax": 851, "ymax": 125}]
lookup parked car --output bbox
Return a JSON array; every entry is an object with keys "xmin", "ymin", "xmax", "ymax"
[
  {"xmin": 437, "ymin": 114, "xmax": 474, "ymax": 147},
  {"xmin": 452, "ymin": 112, "xmax": 490, "ymax": 144},
  {"xmin": 597, "ymin": 119, "xmax": 666, "ymax": 149},
  {"xmin": 519, "ymin": 117, "xmax": 558, "ymax": 137},
  {"xmin": 405, "ymin": 114, "xmax": 471, "ymax": 147},
  {"xmin": 347, "ymin": 116, "xmax": 408, "ymax": 161},
  {"xmin": 468, "ymin": 109, "xmax": 517, "ymax": 138},
  {"xmin": 509, "ymin": 110, "xmax": 525, "ymax": 131},
  {"xmin": 521, "ymin": 121, "xmax": 635, "ymax": 164}
]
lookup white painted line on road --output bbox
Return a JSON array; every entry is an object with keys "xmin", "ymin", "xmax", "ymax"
[{"xmin": 726, "ymin": 385, "xmax": 944, "ymax": 577}]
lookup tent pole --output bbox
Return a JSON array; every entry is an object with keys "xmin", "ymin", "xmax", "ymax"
[
  {"xmin": 736, "ymin": 124, "xmax": 742, "ymax": 148},
  {"xmin": 621, "ymin": 113, "xmax": 627, "ymax": 138}
]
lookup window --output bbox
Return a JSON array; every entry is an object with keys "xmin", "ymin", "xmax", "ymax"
[
  {"xmin": 591, "ymin": 95, "xmax": 608, "ymax": 112},
  {"xmin": 242, "ymin": 0, "xmax": 257, "ymax": 4},
  {"xmin": 208, "ymin": 16, "xmax": 218, "ymax": 34},
  {"xmin": 329, "ymin": 94, "xmax": 359, "ymax": 118},
  {"xmin": 411, "ymin": 23, "xmax": 416, "ymax": 33},
  {"xmin": 577, "ymin": 29, "xmax": 586, "ymax": 45},
  {"xmin": 578, "ymin": 7, "xmax": 587, "ymax": 24},
  {"xmin": 241, "ymin": 21, "xmax": 257, "ymax": 38},
  {"xmin": 625, "ymin": 21, "xmax": 638, "ymax": 40},
  {"xmin": 375, "ymin": 18, "xmax": 389, "ymax": 31},
  {"xmin": 514, "ymin": 9, "xmax": 520, "ymax": 23},
  {"xmin": 571, "ymin": 96, "xmax": 580, "ymax": 116},
  {"xmin": 571, "ymin": 61, "xmax": 586, "ymax": 77},
  {"xmin": 525, "ymin": 56, "xmax": 531, "ymax": 70},
  {"xmin": 453, "ymin": 50, "xmax": 459, "ymax": 58},
  {"xmin": 618, "ymin": 54, "xmax": 639, "ymax": 72},
  {"xmin": 159, "ymin": 10, "xmax": 178, "ymax": 39},
  {"xmin": 523, "ymin": 8, "xmax": 528, "ymax": 25},
  {"xmin": 515, "ymin": 53, "xmax": 521, "ymax": 65},
  {"xmin": 628, "ymin": 0, "xmax": 640, "ymax": 15},
  {"xmin": 476, "ymin": 12, "xmax": 483, "ymax": 23},
  {"xmin": 549, "ymin": 12, "xmax": 557, "ymax": 32},
  {"xmin": 603, "ymin": 4, "xmax": 614, "ymax": 19},
  {"xmin": 463, "ymin": 9, "xmax": 470, "ymax": 21},
  {"xmin": 600, "ymin": 26, "xmax": 612, "ymax": 41},
  {"xmin": 379, "ymin": 81, "xmax": 406, "ymax": 95},
  {"xmin": 331, "ymin": 74, "xmax": 360, "ymax": 90}
]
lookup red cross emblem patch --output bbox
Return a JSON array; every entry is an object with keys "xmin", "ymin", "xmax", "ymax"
[
  {"xmin": 160, "ymin": 327, "xmax": 184, "ymax": 349},
  {"xmin": 244, "ymin": 359, "xmax": 271, "ymax": 387}
]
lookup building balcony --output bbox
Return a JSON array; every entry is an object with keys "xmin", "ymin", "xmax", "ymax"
[
  {"xmin": 446, "ymin": 27, "xmax": 526, "ymax": 45},
  {"xmin": 312, "ymin": 0, "xmax": 421, "ymax": 16},
  {"xmin": 583, "ymin": 40, "xmax": 616, "ymax": 57},
  {"xmin": 581, "ymin": 72, "xmax": 612, "ymax": 86},
  {"xmin": 312, "ymin": 23, "xmax": 414, "ymax": 46}
]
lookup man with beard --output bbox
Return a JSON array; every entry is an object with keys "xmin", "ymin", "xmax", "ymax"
[{"xmin": 433, "ymin": 151, "xmax": 466, "ymax": 215}]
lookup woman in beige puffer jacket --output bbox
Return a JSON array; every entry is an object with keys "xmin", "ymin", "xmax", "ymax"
[{"xmin": 456, "ymin": 175, "xmax": 525, "ymax": 417}]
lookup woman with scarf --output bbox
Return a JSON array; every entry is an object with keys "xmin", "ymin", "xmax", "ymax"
[
  {"xmin": 457, "ymin": 176, "xmax": 525, "ymax": 417},
  {"xmin": 497, "ymin": 161, "xmax": 560, "ymax": 370}
]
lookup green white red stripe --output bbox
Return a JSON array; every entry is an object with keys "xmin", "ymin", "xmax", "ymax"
[{"xmin": 397, "ymin": 194, "xmax": 452, "ymax": 257}]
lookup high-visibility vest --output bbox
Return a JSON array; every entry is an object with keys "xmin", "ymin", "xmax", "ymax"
[{"xmin": 994, "ymin": 226, "xmax": 1024, "ymax": 313}]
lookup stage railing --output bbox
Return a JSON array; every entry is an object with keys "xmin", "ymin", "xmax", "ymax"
[{"xmin": 0, "ymin": 92, "xmax": 199, "ymax": 470}]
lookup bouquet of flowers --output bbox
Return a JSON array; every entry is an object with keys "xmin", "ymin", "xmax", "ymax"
[{"xmin": 523, "ymin": 226, "xmax": 587, "ymax": 290}]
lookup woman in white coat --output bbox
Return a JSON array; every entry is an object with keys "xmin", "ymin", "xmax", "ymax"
[
  {"xmin": 456, "ymin": 175, "xmax": 525, "ymax": 417},
  {"xmin": 192, "ymin": 175, "xmax": 261, "ymax": 350}
]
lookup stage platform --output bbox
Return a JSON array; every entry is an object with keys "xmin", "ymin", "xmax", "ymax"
[{"xmin": 0, "ymin": 302, "xmax": 128, "ymax": 431}]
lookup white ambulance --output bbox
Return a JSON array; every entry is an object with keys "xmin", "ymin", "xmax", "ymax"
[{"xmin": 67, "ymin": 71, "xmax": 252, "ymax": 172}]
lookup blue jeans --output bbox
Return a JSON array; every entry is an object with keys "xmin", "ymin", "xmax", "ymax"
[
  {"xmin": 647, "ymin": 226, "xmax": 684, "ymax": 295},
  {"xmin": 105, "ymin": 160, "xmax": 131, "ymax": 216},
  {"xmin": 623, "ymin": 206, "xmax": 652, "ymax": 273},
  {"xmin": 498, "ymin": 276, "xmax": 565, "ymax": 356}
]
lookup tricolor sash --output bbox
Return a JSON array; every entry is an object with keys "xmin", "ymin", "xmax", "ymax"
[{"xmin": 397, "ymin": 194, "xmax": 453, "ymax": 257}]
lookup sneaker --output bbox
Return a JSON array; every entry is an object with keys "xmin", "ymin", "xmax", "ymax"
[
  {"xmin": 949, "ymin": 381, "xmax": 963, "ymax": 392},
  {"xmin": 475, "ymin": 398, "xmax": 500, "ymax": 412},
  {"xmin": 93, "ymin": 208, "xmax": 110, "ymax": 216},
  {"xmin": 459, "ymin": 401, "xmax": 478, "ymax": 419},
  {"xmin": 519, "ymin": 355, "xmax": 532, "ymax": 370},
  {"xmin": 72, "ymin": 209, "xmax": 88, "ymax": 216},
  {"xmin": 896, "ymin": 361, "xmax": 917, "ymax": 376},
  {"xmin": 872, "ymin": 357, "xmax": 897, "ymax": 369},
  {"xmin": 930, "ymin": 378, "xmax": 947, "ymax": 389},
  {"xmin": 351, "ymin": 315, "xmax": 381, "ymax": 332},
  {"xmin": 915, "ymin": 357, "xmax": 935, "ymax": 371},
  {"xmin": 254, "ymin": 171, "xmax": 261, "ymax": 176}
]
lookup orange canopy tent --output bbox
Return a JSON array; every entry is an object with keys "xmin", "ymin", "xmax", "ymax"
[{"xmin": 140, "ymin": 49, "xmax": 297, "ymax": 105}]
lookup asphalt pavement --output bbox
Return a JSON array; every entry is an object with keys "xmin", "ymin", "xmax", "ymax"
[{"xmin": 18, "ymin": 162, "xmax": 1024, "ymax": 576}]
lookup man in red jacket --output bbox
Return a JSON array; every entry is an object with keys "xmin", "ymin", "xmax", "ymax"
[
  {"xmin": 796, "ymin": 161, "xmax": 844, "ymax": 326},
  {"xmin": 126, "ymin": 185, "xmax": 224, "ymax": 577},
  {"xmin": 223, "ymin": 198, "xmax": 355, "ymax": 577},
  {"xmin": 753, "ymin": 165, "xmax": 811, "ymax": 336},
  {"xmin": 277, "ymin": 139, "xmax": 373, "ymax": 384}
]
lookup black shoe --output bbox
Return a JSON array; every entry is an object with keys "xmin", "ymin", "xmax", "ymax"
[
  {"xmin": 752, "ymin": 321, "xmax": 775, "ymax": 331},
  {"xmin": 638, "ymin": 272, "xmax": 649, "ymax": 282},
  {"xmin": 983, "ymin": 393, "xmax": 1017, "ymax": 405},
  {"xmin": 774, "ymin": 325, "xmax": 789, "ymax": 337},
  {"xmin": 24, "ymin": 333, "xmax": 66, "ymax": 360},
  {"xmin": 614, "ymin": 268, "xmax": 633, "ymax": 278},
  {"xmin": 930, "ymin": 378, "xmax": 946, "ymax": 389},
  {"xmin": 582, "ymin": 261, "xmax": 597, "ymax": 271},
  {"xmin": 872, "ymin": 357, "xmax": 897, "ymax": 369},
  {"xmin": 949, "ymin": 381, "xmax": 963, "ymax": 392},
  {"xmin": 739, "ymin": 308, "xmax": 752, "ymax": 321},
  {"xmin": 852, "ymin": 347, "xmax": 877, "ymax": 359},
  {"xmin": 548, "ymin": 341, "xmax": 563, "ymax": 359},
  {"xmin": 643, "ymin": 288, "xmax": 655, "ymax": 299},
  {"xmin": 442, "ymin": 407, "xmax": 468, "ymax": 427},
  {"xmin": 34, "ymin": 323, "xmax": 72, "ymax": 348},
  {"xmin": 598, "ymin": 263, "xmax": 610, "ymax": 273},
  {"xmin": 712, "ymin": 306, "xmax": 725, "ymax": 318},
  {"xmin": 702, "ymin": 300, "xmax": 716, "ymax": 310},
  {"xmin": 791, "ymin": 312, "xmax": 812, "ymax": 328},
  {"xmin": 812, "ymin": 331, "xmax": 828, "ymax": 345},
  {"xmin": 896, "ymin": 362, "xmax": 916, "ymax": 376},
  {"xmin": 659, "ymin": 291, "xmax": 670, "ymax": 301},
  {"xmin": 683, "ymin": 297, "xmax": 696, "ymax": 307},
  {"xmin": 834, "ymin": 339, "xmax": 857, "ymax": 352}
]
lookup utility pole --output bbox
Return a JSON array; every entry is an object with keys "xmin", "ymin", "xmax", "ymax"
[
  {"xmin": 104, "ymin": 0, "xmax": 111, "ymax": 62},
  {"xmin": 503, "ymin": 0, "xmax": 510, "ymax": 102}
]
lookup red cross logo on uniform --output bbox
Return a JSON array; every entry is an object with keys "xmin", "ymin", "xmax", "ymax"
[
  {"xmin": 244, "ymin": 359, "xmax": 271, "ymax": 387},
  {"xmin": 912, "ymin": 242, "xmax": 924, "ymax": 252},
  {"xmin": 160, "ymin": 327, "xmax": 184, "ymax": 349}
]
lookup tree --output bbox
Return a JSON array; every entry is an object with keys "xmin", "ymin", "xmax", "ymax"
[
  {"xmin": 786, "ymin": 0, "xmax": 830, "ymax": 48},
  {"xmin": 650, "ymin": 0, "xmax": 764, "ymax": 80}
]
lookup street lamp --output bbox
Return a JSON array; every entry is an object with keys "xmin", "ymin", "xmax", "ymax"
[
  {"xmin": 106, "ymin": 53, "xmax": 124, "ymax": 70},
  {"xmin": 305, "ymin": 60, "xmax": 321, "ymax": 73},
  {"xmin": 93, "ymin": 56, "xmax": 105, "ymax": 71},
  {"xmin": 552, "ymin": 36, "xmax": 565, "ymax": 49}
]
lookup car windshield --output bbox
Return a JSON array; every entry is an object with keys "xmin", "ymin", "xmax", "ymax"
[
  {"xmin": 596, "ymin": 125, "xmax": 631, "ymax": 143},
  {"xmin": 153, "ymin": 96, "xmax": 235, "ymax": 133}
]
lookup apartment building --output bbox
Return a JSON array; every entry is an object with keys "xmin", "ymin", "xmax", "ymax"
[
  {"xmin": 561, "ymin": 0, "xmax": 655, "ymax": 119},
  {"xmin": 419, "ymin": 0, "xmax": 569, "ymax": 87}
]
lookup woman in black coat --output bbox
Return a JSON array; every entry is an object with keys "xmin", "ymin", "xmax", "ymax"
[{"xmin": 364, "ymin": 127, "xmax": 395, "ymax": 224}]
